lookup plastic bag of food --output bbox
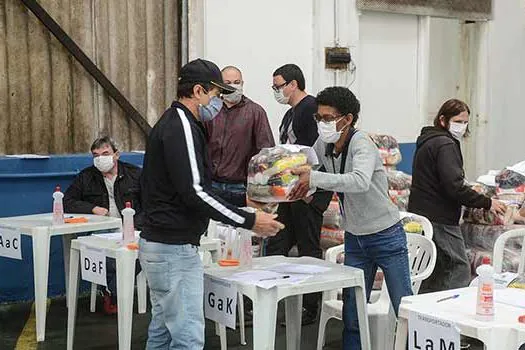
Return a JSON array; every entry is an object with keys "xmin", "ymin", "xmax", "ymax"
[
  {"xmin": 386, "ymin": 170, "xmax": 412, "ymax": 191},
  {"xmin": 320, "ymin": 227, "xmax": 344, "ymax": 250},
  {"xmin": 463, "ymin": 203, "xmax": 519, "ymax": 226},
  {"xmin": 247, "ymin": 145, "xmax": 318, "ymax": 202},
  {"xmin": 323, "ymin": 194, "xmax": 341, "ymax": 228},
  {"xmin": 496, "ymin": 169, "xmax": 525, "ymax": 192},
  {"xmin": 369, "ymin": 134, "xmax": 402, "ymax": 166},
  {"xmin": 389, "ymin": 189, "xmax": 410, "ymax": 211}
]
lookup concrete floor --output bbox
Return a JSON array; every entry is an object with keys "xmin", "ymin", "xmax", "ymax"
[
  {"xmin": 0, "ymin": 294, "xmax": 346, "ymax": 350},
  {"xmin": 0, "ymin": 293, "xmax": 493, "ymax": 350}
]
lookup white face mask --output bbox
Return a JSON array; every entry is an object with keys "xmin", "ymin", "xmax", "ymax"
[
  {"xmin": 449, "ymin": 122, "xmax": 468, "ymax": 140},
  {"xmin": 94, "ymin": 155, "xmax": 115, "ymax": 173},
  {"xmin": 273, "ymin": 88, "xmax": 290, "ymax": 105},
  {"xmin": 222, "ymin": 84, "xmax": 243, "ymax": 104},
  {"xmin": 317, "ymin": 118, "xmax": 346, "ymax": 143}
]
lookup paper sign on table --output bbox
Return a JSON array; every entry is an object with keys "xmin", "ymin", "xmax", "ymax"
[
  {"xmin": 204, "ymin": 275, "xmax": 237, "ymax": 329},
  {"xmin": 408, "ymin": 311, "xmax": 460, "ymax": 350},
  {"xmin": 0, "ymin": 226, "xmax": 22, "ymax": 260},
  {"xmin": 80, "ymin": 247, "xmax": 107, "ymax": 286}
]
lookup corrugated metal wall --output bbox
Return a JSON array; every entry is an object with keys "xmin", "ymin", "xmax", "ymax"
[{"xmin": 0, "ymin": 0, "xmax": 180, "ymax": 155}]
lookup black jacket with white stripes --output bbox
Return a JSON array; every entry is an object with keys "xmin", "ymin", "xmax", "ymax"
[{"xmin": 140, "ymin": 101, "xmax": 256, "ymax": 246}]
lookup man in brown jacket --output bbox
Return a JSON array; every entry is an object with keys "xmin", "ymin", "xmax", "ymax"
[{"xmin": 205, "ymin": 65, "xmax": 275, "ymax": 206}]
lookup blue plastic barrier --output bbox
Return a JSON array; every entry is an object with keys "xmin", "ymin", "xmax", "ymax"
[{"xmin": 0, "ymin": 153, "xmax": 143, "ymax": 302}]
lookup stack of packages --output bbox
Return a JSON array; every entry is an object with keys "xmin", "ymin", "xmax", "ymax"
[
  {"xmin": 369, "ymin": 134, "xmax": 412, "ymax": 211},
  {"xmin": 462, "ymin": 161, "xmax": 525, "ymax": 278}
]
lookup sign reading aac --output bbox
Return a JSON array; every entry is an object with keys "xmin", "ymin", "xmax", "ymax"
[
  {"xmin": 0, "ymin": 226, "xmax": 22, "ymax": 260},
  {"xmin": 204, "ymin": 275, "xmax": 237, "ymax": 329},
  {"xmin": 80, "ymin": 247, "xmax": 107, "ymax": 287},
  {"xmin": 409, "ymin": 311, "xmax": 460, "ymax": 350}
]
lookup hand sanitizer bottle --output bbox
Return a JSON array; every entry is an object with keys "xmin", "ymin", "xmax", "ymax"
[
  {"xmin": 52, "ymin": 186, "xmax": 64, "ymax": 225},
  {"xmin": 476, "ymin": 256, "xmax": 495, "ymax": 321},
  {"xmin": 121, "ymin": 202, "xmax": 135, "ymax": 243}
]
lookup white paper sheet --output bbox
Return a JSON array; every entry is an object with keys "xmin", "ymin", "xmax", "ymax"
[
  {"xmin": 225, "ymin": 270, "xmax": 311, "ymax": 289},
  {"xmin": 91, "ymin": 231, "xmax": 140, "ymax": 241},
  {"xmin": 494, "ymin": 288, "xmax": 525, "ymax": 308},
  {"xmin": 265, "ymin": 263, "xmax": 331, "ymax": 275}
]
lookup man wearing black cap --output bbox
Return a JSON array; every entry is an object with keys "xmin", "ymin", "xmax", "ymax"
[{"xmin": 139, "ymin": 58, "xmax": 284, "ymax": 348}]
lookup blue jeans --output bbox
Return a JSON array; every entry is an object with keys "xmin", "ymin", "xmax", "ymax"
[
  {"xmin": 211, "ymin": 181, "xmax": 246, "ymax": 194},
  {"xmin": 139, "ymin": 238, "xmax": 204, "ymax": 350},
  {"xmin": 343, "ymin": 222, "xmax": 412, "ymax": 350}
]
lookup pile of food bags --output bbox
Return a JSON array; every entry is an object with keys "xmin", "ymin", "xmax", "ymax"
[
  {"xmin": 247, "ymin": 145, "xmax": 317, "ymax": 202},
  {"xmin": 369, "ymin": 134, "xmax": 402, "ymax": 169},
  {"xmin": 463, "ymin": 162, "xmax": 525, "ymax": 226}
]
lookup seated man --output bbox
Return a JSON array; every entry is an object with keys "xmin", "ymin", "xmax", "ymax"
[{"xmin": 64, "ymin": 136, "xmax": 143, "ymax": 314}]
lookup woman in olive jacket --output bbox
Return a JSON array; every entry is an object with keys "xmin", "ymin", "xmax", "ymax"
[{"xmin": 408, "ymin": 99, "xmax": 506, "ymax": 293}]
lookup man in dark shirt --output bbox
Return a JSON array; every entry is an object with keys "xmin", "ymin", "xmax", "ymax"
[
  {"xmin": 267, "ymin": 64, "xmax": 332, "ymax": 325},
  {"xmin": 205, "ymin": 66, "xmax": 274, "ymax": 206},
  {"xmin": 139, "ymin": 58, "xmax": 283, "ymax": 348},
  {"xmin": 64, "ymin": 136, "xmax": 143, "ymax": 315}
]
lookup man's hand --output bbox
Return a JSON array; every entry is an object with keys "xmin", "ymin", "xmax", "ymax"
[
  {"xmin": 92, "ymin": 206, "xmax": 109, "ymax": 216},
  {"xmin": 490, "ymin": 199, "xmax": 507, "ymax": 216},
  {"xmin": 287, "ymin": 166, "xmax": 311, "ymax": 201},
  {"xmin": 251, "ymin": 212, "xmax": 285, "ymax": 237}
]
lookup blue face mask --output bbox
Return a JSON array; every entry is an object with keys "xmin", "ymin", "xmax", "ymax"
[{"xmin": 199, "ymin": 95, "xmax": 223, "ymax": 122}]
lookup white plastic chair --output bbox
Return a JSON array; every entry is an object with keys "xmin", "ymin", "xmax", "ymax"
[
  {"xmin": 493, "ymin": 228, "xmax": 525, "ymax": 274},
  {"xmin": 89, "ymin": 270, "xmax": 148, "ymax": 314},
  {"xmin": 368, "ymin": 212, "xmax": 432, "ymax": 305},
  {"xmin": 399, "ymin": 211, "xmax": 434, "ymax": 240},
  {"xmin": 317, "ymin": 233, "xmax": 437, "ymax": 350}
]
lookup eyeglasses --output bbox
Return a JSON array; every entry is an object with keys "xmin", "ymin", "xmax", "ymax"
[
  {"xmin": 313, "ymin": 113, "xmax": 343, "ymax": 123},
  {"xmin": 271, "ymin": 81, "xmax": 289, "ymax": 92}
]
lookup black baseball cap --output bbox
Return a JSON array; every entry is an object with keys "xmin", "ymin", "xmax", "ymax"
[{"xmin": 178, "ymin": 59, "xmax": 236, "ymax": 94}]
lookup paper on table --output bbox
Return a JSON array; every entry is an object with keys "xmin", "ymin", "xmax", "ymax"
[
  {"xmin": 225, "ymin": 270, "xmax": 311, "ymax": 289},
  {"xmin": 494, "ymin": 288, "xmax": 525, "ymax": 308},
  {"xmin": 265, "ymin": 263, "xmax": 331, "ymax": 275},
  {"xmin": 91, "ymin": 231, "xmax": 140, "ymax": 241}
]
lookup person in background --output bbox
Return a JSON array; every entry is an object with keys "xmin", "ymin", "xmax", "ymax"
[
  {"xmin": 266, "ymin": 63, "xmax": 332, "ymax": 326},
  {"xmin": 139, "ymin": 58, "xmax": 283, "ymax": 348},
  {"xmin": 408, "ymin": 99, "xmax": 507, "ymax": 293},
  {"xmin": 205, "ymin": 65, "xmax": 274, "ymax": 207},
  {"xmin": 64, "ymin": 136, "xmax": 143, "ymax": 315},
  {"xmin": 288, "ymin": 86, "xmax": 412, "ymax": 350}
]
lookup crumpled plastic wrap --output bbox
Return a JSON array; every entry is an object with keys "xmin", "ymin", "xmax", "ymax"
[
  {"xmin": 386, "ymin": 170, "xmax": 412, "ymax": 191},
  {"xmin": 320, "ymin": 227, "xmax": 345, "ymax": 250},
  {"xmin": 389, "ymin": 189, "xmax": 410, "ymax": 211},
  {"xmin": 247, "ymin": 145, "xmax": 315, "ymax": 202},
  {"xmin": 322, "ymin": 195, "xmax": 341, "ymax": 229},
  {"xmin": 496, "ymin": 169, "xmax": 525, "ymax": 191},
  {"xmin": 369, "ymin": 134, "xmax": 402, "ymax": 166},
  {"xmin": 461, "ymin": 222, "xmax": 525, "ymax": 279},
  {"xmin": 463, "ymin": 205, "xmax": 519, "ymax": 226}
]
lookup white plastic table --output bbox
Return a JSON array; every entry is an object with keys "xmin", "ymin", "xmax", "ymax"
[
  {"xmin": 394, "ymin": 287, "xmax": 525, "ymax": 350},
  {"xmin": 66, "ymin": 235, "xmax": 223, "ymax": 350},
  {"xmin": 0, "ymin": 213, "xmax": 122, "ymax": 342},
  {"xmin": 67, "ymin": 236, "xmax": 138, "ymax": 350},
  {"xmin": 205, "ymin": 256, "xmax": 371, "ymax": 350}
]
